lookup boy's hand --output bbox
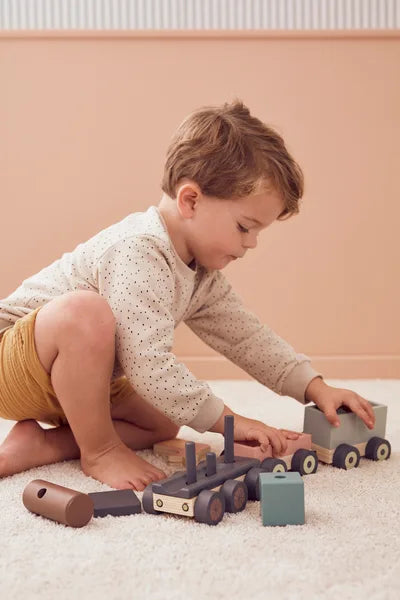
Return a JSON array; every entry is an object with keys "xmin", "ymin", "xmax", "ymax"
[
  {"xmin": 209, "ymin": 405, "xmax": 299, "ymax": 456},
  {"xmin": 232, "ymin": 414, "xmax": 291, "ymax": 456},
  {"xmin": 305, "ymin": 377, "xmax": 376, "ymax": 429}
]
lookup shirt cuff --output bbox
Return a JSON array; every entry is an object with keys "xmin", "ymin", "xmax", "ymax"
[
  {"xmin": 186, "ymin": 395, "xmax": 225, "ymax": 433},
  {"xmin": 281, "ymin": 362, "xmax": 323, "ymax": 404}
]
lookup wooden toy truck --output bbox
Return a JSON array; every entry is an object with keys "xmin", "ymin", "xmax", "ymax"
[
  {"xmin": 303, "ymin": 401, "xmax": 391, "ymax": 469},
  {"xmin": 143, "ymin": 415, "xmax": 273, "ymax": 525}
]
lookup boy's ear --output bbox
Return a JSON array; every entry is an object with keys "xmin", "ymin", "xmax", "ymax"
[{"xmin": 176, "ymin": 181, "xmax": 202, "ymax": 219}]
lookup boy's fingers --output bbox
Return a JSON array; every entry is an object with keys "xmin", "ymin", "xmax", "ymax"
[
  {"xmin": 247, "ymin": 428, "xmax": 273, "ymax": 453},
  {"xmin": 348, "ymin": 398, "xmax": 375, "ymax": 429},
  {"xmin": 280, "ymin": 429, "xmax": 300, "ymax": 440},
  {"xmin": 323, "ymin": 409, "xmax": 340, "ymax": 427},
  {"xmin": 259, "ymin": 432, "xmax": 278, "ymax": 455},
  {"xmin": 361, "ymin": 408, "xmax": 374, "ymax": 428},
  {"xmin": 279, "ymin": 437, "xmax": 288, "ymax": 455},
  {"xmin": 253, "ymin": 431, "xmax": 271, "ymax": 453},
  {"xmin": 258, "ymin": 433, "xmax": 273, "ymax": 453},
  {"xmin": 260, "ymin": 439, "xmax": 271, "ymax": 453},
  {"xmin": 269, "ymin": 430, "xmax": 287, "ymax": 456},
  {"xmin": 362, "ymin": 400, "xmax": 376, "ymax": 426}
]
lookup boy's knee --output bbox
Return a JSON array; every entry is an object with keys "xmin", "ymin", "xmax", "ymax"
[{"xmin": 48, "ymin": 291, "xmax": 116, "ymax": 343}]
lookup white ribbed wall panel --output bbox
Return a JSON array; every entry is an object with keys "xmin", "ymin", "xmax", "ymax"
[{"xmin": 0, "ymin": 0, "xmax": 399, "ymax": 30}]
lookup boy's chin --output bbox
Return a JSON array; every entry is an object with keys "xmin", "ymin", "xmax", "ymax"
[
  {"xmin": 211, "ymin": 256, "xmax": 234, "ymax": 270},
  {"xmin": 195, "ymin": 255, "xmax": 234, "ymax": 271}
]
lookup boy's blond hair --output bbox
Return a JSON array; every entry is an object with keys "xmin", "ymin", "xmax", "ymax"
[{"xmin": 161, "ymin": 99, "xmax": 304, "ymax": 220}]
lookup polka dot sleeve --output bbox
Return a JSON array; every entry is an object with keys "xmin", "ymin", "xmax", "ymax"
[
  {"xmin": 185, "ymin": 270, "xmax": 322, "ymax": 404},
  {"xmin": 96, "ymin": 236, "xmax": 224, "ymax": 432}
]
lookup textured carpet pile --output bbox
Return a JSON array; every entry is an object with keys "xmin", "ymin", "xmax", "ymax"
[{"xmin": 0, "ymin": 379, "xmax": 399, "ymax": 600}]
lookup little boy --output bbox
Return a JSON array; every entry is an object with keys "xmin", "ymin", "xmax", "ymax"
[{"xmin": 0, "ymin": 100, "xmax": 375, "ymax": 491}]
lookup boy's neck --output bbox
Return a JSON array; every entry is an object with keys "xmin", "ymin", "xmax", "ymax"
[{"xmin": 157, "ymin": 194, "xmax": 195, "ymax": 268}]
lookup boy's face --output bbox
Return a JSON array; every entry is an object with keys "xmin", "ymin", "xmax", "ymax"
[{"xmin": 178, "ymin": 181, "xmax": 285, "ymax": 271}]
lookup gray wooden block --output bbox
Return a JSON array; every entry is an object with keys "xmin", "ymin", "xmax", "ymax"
[{"xmin": 88, "ymin": 489, "xmax": 141, "ymax": 518}]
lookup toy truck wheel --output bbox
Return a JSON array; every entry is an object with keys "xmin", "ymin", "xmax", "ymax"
[
  {"xmin": 142, "ymin": 484, "xmax": 162, "ymax": 515},
  {"xmin": 332, "ymin": 444, "xmax": 361, "ymax": 469},
  {"xmin": 194, "ymin": 490, "xmax": 225, "ymax": 525},
  {"xmin": 291, "ymin": 449, "xmax": 318, "ymax": 475},
  {"xmin": 365, "ymin": 437, "xmax": 391, "ymax": 461},
  {"xmin": 260, "ymin": 458, "xmax": 287, "ymax": 473},
  {"xmin": 221, "ymin": 479, "xmax": 248, "ymax": 513},
  {"xmin": 244, "ymin": 467, "xmax": 265, "ymax": 501}
]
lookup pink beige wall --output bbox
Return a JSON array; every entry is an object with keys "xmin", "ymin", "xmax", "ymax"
[{"xmin": 1, "ymin": 30, "xmax": 399, "ymax": 378}]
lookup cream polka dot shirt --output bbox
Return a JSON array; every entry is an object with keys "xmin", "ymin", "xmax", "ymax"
[{"xmin": 0, "ymin": 205, "xmax": 321, "ymax": 432}]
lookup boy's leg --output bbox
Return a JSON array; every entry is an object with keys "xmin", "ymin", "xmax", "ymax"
[
  {"xmin": 40, "ymin": 389, "xmax": 180, "ymax": 463},
  {"xmin": 0, "ymin": 361, "xmax": 179, "ymax": 481},
  {"xmin": 109, "ymin": 384, "xmax": 180, "ymax": 441},
  {"xmin": 25, "ymin": 291, "xmax": 166, "ymax": 490},
  {"xmin": 0, "ymin": 413, "xmax": 178, "ymax": 478}
]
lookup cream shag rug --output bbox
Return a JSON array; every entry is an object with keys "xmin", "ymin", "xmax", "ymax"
[{"xmin": 0, "ymin": 379, "xmax": 399, "ymax": 600}]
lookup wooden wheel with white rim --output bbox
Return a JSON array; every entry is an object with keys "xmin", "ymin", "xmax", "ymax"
[
  {"xmin": 260, "ymin": 457, "xmax": 287, "ymax": 473},
  {"xmin": 291, "ymin": 449, "xmax": 318, "ymax": 475},
  {"xmin": 365, "ymin": 437, "xmax": 391, "ymax": 461},
  {"xmin": 332, "ymin": 444, "xmax": 361, "ymax": 469}
]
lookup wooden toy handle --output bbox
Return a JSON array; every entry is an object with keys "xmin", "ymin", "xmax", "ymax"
[{"xmin": 22, "ymin": 479, "xmax": 94, "ymax": 527}]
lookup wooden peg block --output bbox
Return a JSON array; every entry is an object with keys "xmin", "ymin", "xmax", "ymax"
[{"xmin": 153, "ymin": 438, "xmax": 210, "ymax": 466}]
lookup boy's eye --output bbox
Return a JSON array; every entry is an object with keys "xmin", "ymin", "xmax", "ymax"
[{"xmin": 237, "ymin": 224, "xmax": 249, "ymax": 233}]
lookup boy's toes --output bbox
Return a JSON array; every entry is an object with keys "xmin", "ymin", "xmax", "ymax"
[
  {"xmin": 148, "ymin": 466, "xmax": 165, "ymax": 479},
  {"xmin": 117, "ymin": 478, "xmax": 145, "ymax": 491},
  {"xmin": 142, "ymin": 475, "xmax": 157, "ymax": 489},
  {"xmin": 145, "ymin": 471, "xmax": 162, "ymax": 484},
  {"xmin": 129, "ymin": 479, "xmax": 145, "ymax": 492}
]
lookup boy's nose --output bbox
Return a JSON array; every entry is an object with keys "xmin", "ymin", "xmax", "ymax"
[{"xmin": 244, "ymin": 236, "xmax": 257, "ymax": 250}]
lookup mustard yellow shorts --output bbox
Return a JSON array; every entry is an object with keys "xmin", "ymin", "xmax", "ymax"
[{"xmin": 0, "ymin": 306, "xmax": 132, "ymax": 427}]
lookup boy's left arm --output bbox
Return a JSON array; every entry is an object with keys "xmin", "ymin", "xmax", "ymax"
[
  {"xmin": 305, "ymin": 376, "xmax": 375, "ymax": 429},
  {"xmin": 186, "ymin": 271, "xmax": 375, "ymax": 430},
  {"xmin": 185, "ymin": 270, "xmax": 320, "ymax": 406}
]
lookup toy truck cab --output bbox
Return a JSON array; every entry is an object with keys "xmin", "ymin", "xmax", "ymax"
[{"xmin": 303, "ymin": 401, "xmax": 391, "ymax": 469}]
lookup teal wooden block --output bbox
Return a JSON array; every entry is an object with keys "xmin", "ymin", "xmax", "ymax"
[{"xmin": 260, "ymin": 472, "xmax": 305, "ymax": 526}]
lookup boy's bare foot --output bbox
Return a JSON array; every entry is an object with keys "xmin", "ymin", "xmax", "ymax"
[
  {"xmin": 81, "ymin": 442, "xmax": 167, "ymax": 491},
  {"xmin": 0, "ymin": 420, "xmax": 56, "ymax": 477},
  {"xmin": 0, "ymin": 421, "xmax": 167, "ymax": 490}
]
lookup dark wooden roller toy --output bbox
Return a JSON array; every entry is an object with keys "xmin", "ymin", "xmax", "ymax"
[{"xmin": 22, "ymin": 479, "xmax": 94, "ymax": 527}]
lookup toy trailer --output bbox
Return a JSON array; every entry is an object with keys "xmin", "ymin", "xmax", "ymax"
[
  {"xmin": 228, "ymin": 432, "xmax": 318, "ymax": 476},
  {"xmin": 303, "ymin": 401, "xmax": 391, "ymax": 470},
  {"xmin": 142, "ymin": 415, "xmax": 268, "ymax": 525}
]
